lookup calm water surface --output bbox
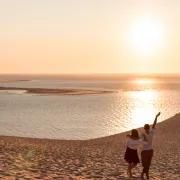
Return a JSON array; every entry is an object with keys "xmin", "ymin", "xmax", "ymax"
[{"xmin": 0, "ymin": 75, "xmax": 180, "ymax": 139}]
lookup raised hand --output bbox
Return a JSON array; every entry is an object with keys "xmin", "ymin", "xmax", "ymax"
[
  {"xmin": 152, "ymin": 112, "xmax": 161, "ymax": 128},
  {"xmin": 156, "ymin": 112, "xmax": 161, "ymax": 117}
]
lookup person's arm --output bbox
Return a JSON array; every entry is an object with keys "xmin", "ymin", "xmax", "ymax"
[
  {"xmin": 152, "ymin": 112, "xmax": 161, "ymax": 129},
  {"xmin": 126, "ymin": 136, "xmax": 131, "ymax": 146},
  {"xmin": 139, "ymin": 139, "xmax": 148, "ymax": 145}
]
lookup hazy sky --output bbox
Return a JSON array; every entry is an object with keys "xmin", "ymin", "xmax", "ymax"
[{"xmin": 0, "ymin": 0, "xmax": 180, "ymax": 74}]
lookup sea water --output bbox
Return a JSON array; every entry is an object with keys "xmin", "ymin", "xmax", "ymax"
[{"xmin": 0, "ymin": 75, "xmax": 180, "ymax": 140}]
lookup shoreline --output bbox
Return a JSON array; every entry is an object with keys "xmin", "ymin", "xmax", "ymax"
[
  {"xmin": 0, "ymin": 114, "xmax": 180, "ymax": 179},
  {"xmin": 0, "ymin": 87, "xmax": 116, "ymax": 95}
]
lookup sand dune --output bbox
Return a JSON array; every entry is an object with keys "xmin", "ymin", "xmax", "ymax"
[{"xmin": 0, "ymin": 114, "xmax": 180, "ymax": 179}]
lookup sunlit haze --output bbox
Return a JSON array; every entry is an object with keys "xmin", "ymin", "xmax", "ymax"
[
  {"xmin": 130, "ymin": 18, "xmax": 164, "ymax": 55},
  {"xmin": 0, "ymin": 0, "xmax": 180, "ymax": 74}
]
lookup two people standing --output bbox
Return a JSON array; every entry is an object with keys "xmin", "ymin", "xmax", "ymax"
[{"xmin": 124, "ymin": 112, "xmax": 161, "ymax": 179}]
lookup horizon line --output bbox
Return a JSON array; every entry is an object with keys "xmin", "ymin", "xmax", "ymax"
[{"xmin": 0, "ymin": 73, "xmax": 180, "ymax": 77}]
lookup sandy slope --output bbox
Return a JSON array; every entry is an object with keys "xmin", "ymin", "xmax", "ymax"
[{"xmin": 0, "ymin": 114, "xmax": 180, "ymax": 179}]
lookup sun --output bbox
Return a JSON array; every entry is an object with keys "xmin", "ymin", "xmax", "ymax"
[{"xmin": 130, "ymin": 18, "xmax": 163, "ymax": 54}]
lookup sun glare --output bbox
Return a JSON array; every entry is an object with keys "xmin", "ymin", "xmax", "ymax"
[{"xmin": 130, "ymin": 18, "xmax": 163, "ymax": 54}]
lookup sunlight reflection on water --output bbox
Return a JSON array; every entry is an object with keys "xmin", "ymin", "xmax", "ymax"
[
  {"xmin": 121, "ymin": 78, "xmax": 163, "ymax": 130},
  {"xmin": 128, "ymin": 90, "xmax": 159, "ymax": 128},
  {"xmin": 133, "ymin": 79, "xmax": 156, "ymax": 84}
]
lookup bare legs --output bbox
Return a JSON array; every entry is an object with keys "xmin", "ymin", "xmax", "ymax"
[
  {"xmin": 127, "ymin": 163, "xmax": 132, "ymax": 177},
  {"xmin": 127, "ymin": 163, "xmax": 137, "ymax": 177}
]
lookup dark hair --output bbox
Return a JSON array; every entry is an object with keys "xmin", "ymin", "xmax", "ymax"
[
  {"xmin": 144, "ymin": 124, "xmax": 150, "ymax": 130},
  {"xmin": 129, "ymin": 129, "xmax": 140, "ymax": 139}
]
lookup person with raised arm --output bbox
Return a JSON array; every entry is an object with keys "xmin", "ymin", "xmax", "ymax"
[{"xmin": 141, "ymin": 112, "xmax": 161, "ymax": 180}]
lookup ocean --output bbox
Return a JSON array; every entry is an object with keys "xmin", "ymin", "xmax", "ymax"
[{"xmin": 0, "ymin": 74, "xmax": 180, "ymax": 140}]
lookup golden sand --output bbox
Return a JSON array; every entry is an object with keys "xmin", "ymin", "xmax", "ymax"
[{"xmin": 0, "ymin": 114, "xmax": 180, "ymax": 179}]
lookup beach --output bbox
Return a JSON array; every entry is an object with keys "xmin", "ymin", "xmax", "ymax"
[
  {"xmin": 1, "ymin": 0, "xmax": 180, "ymax": 179},
  {"xmin": 0, "ymin": 114, "xmax": 179, "ymax": 180}
]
